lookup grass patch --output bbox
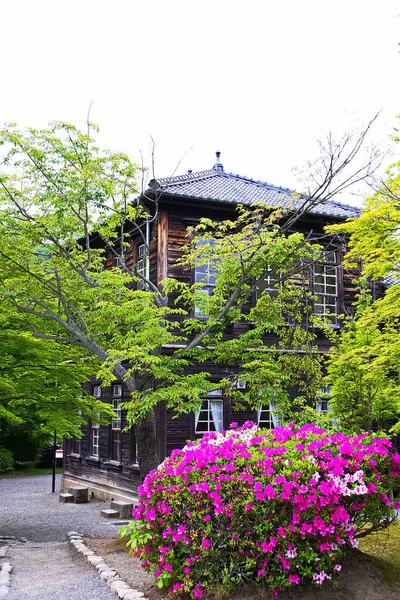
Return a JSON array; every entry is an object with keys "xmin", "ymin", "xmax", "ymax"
[
  {"xmin": 0, "ymin": 466, "xmax": 62, "ymax": 479},
  {"xmin": 358, "ymin": 520, "xmax": 400, "ymax": 590}
]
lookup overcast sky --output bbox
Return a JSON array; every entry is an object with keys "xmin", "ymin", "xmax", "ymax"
[{"xmin": 1, "ymin": 1, "xmax": 399, "ymax": 201}]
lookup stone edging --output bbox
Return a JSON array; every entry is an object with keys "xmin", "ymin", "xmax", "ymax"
[
  {"xmin": 67, "ymin": 531, "xmax": 148, "ymax": 600},
  {"xmin": 0, "ymin": 537, "xmax": 14, "ymax": 597}
]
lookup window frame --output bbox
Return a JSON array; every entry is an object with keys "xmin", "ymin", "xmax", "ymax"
[
  {"xmin": 193, "ymin": 238, "xmax": 217, "ymax": 318},
  {"xmin": 312, "ymin": 250, "xmax": 339, "ymax": 326},
  {"xmin": 194, "ymin": 389, "xmax": 224, "ymax": 437},
  {"xmin": 109, "ymin": 384, "xmax": 123, "ymax": 463}
]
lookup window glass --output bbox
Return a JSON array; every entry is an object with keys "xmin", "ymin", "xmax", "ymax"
[
  {"xmin": 137, "ymin": 243, "xmax": 147, "ymax": 290},
  {"xmin": 194, "ymin": 239, "xmax": 217, "ymax": 317},
  {"xmin": 111, "ymin": 384, "xmax": 122, "ymax": 462},
  {"xmin": 195, "ymin": 389, "xmax": 223, "ymax": 436},
  {"xmin": 313, "ymin": 252, "xmax": 338, "ymax": 325},
  {"xmin": 257, "ymin": 401, "xmax": 280, "ymax": 428}
]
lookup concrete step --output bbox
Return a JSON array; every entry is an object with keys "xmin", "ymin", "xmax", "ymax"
[
  {"xmin": 100, "ymin": 509, "xmax": 119, "ymax": 519},
  {"xmin": 59, "ymin": 492, "xmax": 74, "ymax": 503},
  {"xmin": 110, "ymin": 501, "xmax": 134, "ymax": 519},
  {"xmin": 67, "ymin": 486, "xmax": 89, "ymax": 504}
]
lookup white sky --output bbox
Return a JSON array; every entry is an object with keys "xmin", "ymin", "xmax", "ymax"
[{"xmin": 1, "ymin": 1, "xmax": 399, "ymax": 202}]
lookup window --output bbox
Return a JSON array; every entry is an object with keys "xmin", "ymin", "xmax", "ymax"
[
  {"xmin": 316, "ymin": 386, "xmax": 331, "ymax": 414},
  {"xmin": 257, "ymin": 401, "xmax": 280, "ymax": 428},
  {"xmin": 313, "ymin": 251, "xmax": 338, "ymax": 325},
  {"xmin": 130, "ymin": 428, "xmax": 138, "ymax": 466},
  {"xmin": 111, "ymin": 384, "xmax": 122, "ymax": 462},
  {"xmin": 194, "ymin": 239, "xmax": 217, "ymax": 317},
  {"xmin": 93, "ymin": 385, "xmax": 102, "ymax": 398},
  {"xmin": 137, "ymin": 243, "xmax": 147, "ymax": 290},
  {"xmin": 195, "ymin": 389, "xmax": 223, "ymax": 436},
  {"xmin": 256, "ymin": 265, "xmax": 280, "ymax": 299},
  {"xmin": 91, "ymin": 422, "xmax": 100, "ymax": 457}
]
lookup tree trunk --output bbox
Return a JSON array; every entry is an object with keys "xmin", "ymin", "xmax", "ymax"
[
  {"xmin": 121, "ymin": 369, "xmax": 160, "ymax": 478},
  {"xmin": 135, "ymin": 407, "xmax": 160, "ymax": 478}
]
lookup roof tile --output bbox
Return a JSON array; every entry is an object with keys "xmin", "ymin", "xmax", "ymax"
[{"xmin": 155, "ymin": 168, "xmax": 360, "ymax": 220}]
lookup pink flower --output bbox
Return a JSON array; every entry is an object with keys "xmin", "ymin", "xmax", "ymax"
[
  {"xmin": 289, "ymin": 574, "xmax": 300, "ymax": 584},
  {"xmin": 201, "ymin": 538, "xmax": 211, "ymax": 549},
  {"xmin": 193, "ymin": 589, "xmax": 203, "ymax": 598}
]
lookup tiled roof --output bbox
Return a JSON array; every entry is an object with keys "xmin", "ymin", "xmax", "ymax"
[{"xmin": 152, "ymin": 167, "xmax": 360, "ymax": 220}]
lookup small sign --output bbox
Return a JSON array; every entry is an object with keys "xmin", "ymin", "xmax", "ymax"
[{"xmin": 55, "ymin": 449, "xmax": 64, "ymax": 459}]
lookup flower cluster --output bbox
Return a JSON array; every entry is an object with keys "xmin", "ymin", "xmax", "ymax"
[{"xmin": 122, "ymin": 423, "xmax": 400, "ymax": 598}]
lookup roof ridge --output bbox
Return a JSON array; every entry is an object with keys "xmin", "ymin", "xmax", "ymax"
[{"xmin": 157, "ymin": 169, "xmax": 217, "ymax": 186}]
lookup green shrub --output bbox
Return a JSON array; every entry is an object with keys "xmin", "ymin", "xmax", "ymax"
[
  {"xmin": 121, "ymin": 422, "xmax": 400, "ymax": 598},
  {"xmin": 0, "ymin": 447, "xmax": 14, "ymax": 472}
]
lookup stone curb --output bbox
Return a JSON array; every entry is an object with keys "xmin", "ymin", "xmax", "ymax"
[
  {"xmin": 67, "ymin": 531, "xmax": 148, "ymax": 600},
  {"xmin": 0, "ymin": 537, "xmax": 14, "ymax": 597}
]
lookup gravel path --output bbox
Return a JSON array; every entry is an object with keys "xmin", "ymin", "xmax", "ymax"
[
  {"xmin": 0, "ymin": 474, "xmax": 128, "ymax": 599},
  {"xmin": 0, "ymin": 474, "xmax": 120, "ymax": 541}
]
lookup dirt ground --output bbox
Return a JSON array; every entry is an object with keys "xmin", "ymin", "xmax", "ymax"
[{"xmin": 84, "ymin": 536, "xmax": 400, "ymax": 600}]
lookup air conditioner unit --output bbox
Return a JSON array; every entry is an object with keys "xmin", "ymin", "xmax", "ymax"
[{"xmin": 237, "ymin": 381, "xmax": 246, "ymax": 390}]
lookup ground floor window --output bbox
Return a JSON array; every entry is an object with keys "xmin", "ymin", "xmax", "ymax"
[
  {"xmin": 257, "ymin": 401, "xmax": 280, "ymax": 428},
  {"xmin": 110, "ymin": 384, "xmax": 122, "ymax": 462},
  {"xmin": 91, "ymin": 423, "xmax": 100, "ymax": 457},
  {"xmin": 195, "ymin": 389, "xmax": 223, "ymax": 436}
]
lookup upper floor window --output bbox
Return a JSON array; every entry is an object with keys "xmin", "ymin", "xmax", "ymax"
[
  {"xmin": 93, "ymin": 385, "xmax": 102, "ymax": 398},
  {"xmin": 195, "ymin": 389, "xmax": 223, "ymax": 436},
  {"xmin": 313, "ymin": 251, "xmax": 338, "ymax": 326},
  {"xmin": 137, "ymin": 243, "xmax": 147, "ymax": 290},
  {"xmin": 194, "ymin": 239, "xmax": 217, "ymax": 317},
  {"xmin": 255, "ymin": 266, "xmax": 280, "ymax": 300}
]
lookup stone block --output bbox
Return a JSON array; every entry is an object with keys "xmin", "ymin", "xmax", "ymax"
[
  {"xmin": 111, "ymin": 501, "xmax": 134, "ymax": 519},
  {"xmin": 100, "ymin": 509, "xmax": 119, "ymax": 518},
  {"xmin": 67, "ymin": 486, "xmax": 89, "ymax": 504},
  {"xmin": 59, "ymin": 493, "xmax": 74, "ymax": 503}
]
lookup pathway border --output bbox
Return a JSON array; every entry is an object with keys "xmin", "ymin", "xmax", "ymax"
[{"xmin": 67, "ymin": 532, "xmax": 148, "ymax": 600}]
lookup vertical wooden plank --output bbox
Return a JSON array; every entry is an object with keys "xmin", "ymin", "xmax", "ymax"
[{"xmin": 157, "ymin": 212, "xmax": 168, "ymax": 286}]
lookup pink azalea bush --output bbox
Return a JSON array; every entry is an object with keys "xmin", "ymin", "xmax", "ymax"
[{"xmin": 122, "ymin": 423, "xmax": 400, "ymax": 598}]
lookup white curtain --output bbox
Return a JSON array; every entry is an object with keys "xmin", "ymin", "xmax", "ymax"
[
  {"xmin": 194, "ymin": 410, "xmax": 200, "ymax": 431},
  {"xmin": 270, "ymin": 401, "xmax": 280, "ymax": 428},
  {"xmin": 257, "ymin": 404, "xmax": 263, "ymax": 425},
  {"xmin": 210, "ymin": 400, "xmax": 223, "ymax": 432}
]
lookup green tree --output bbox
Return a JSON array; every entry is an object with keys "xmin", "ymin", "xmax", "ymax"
[
  {"xmin": 326, "ymin": 152, "xmax": 400, "ymax": 433},
  {"xmin": 0, "ymin": 121, "xmax": 380, "ymax": 475},
  {"xmin": 0, "ymin": 311, "xmax": 112, "ymax": 462}
]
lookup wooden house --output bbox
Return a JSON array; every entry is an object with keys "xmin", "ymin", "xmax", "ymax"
[{"xmin": 62, "ymin": 154, "xmax": 360, "ymax": 501}]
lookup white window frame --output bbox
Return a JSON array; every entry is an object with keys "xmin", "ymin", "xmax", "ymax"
[
  {"xmin": 313, "ymin": 251, "xmax": 338, "ymax": 326},
  {"xmin": 93, "ymin": 385, "xmax": 102, "ymax": 398},
  {"xmin": 194, "ymin": 239, "xmax": 217, "ymax": 318},
  {"xmin": 111, "ymin": 385, "xmax": 122, "ymax": 462},
  {"xmin": 256, "ymin": 265, "xmax": 281, "ymax": 300},
  {"xmin": 195, "ymin": 389, "xmax": 223, "ymax": 436},
  {"xmin": 316, "ymin": 386, "xmax": 331, "ymax": 414},
  {"xmin": 137, "ymin": 243, "xmax": 147, "ymax": 290},
  {"xmin": 113, "ymin": 384, "xmax": 122, "ymax": 397},
  {"xmin": 91, "ymin": 422, "xmax": 100, "ymax": 457},
  {"xmin": 257, "ymin": 401, "xmax": 280, "ymax": 429}
]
